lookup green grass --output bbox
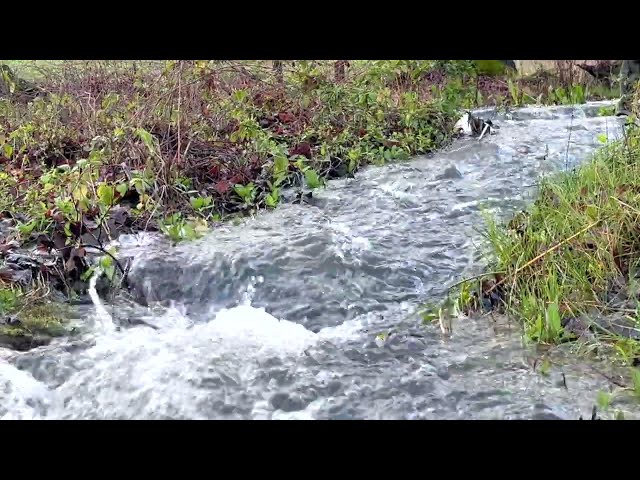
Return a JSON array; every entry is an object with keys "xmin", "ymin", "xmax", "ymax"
[
  {"xmin": 447, "ymin": 122, "xmax": 640, "ymax": 360},
  {"xmin": 0, "ymin": 61, "xmax": 65, "ymax": 81}
]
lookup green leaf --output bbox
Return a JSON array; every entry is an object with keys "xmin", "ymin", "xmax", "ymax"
[
  {"xmin": 632, "ymin": 369, "xmax": 640, "ymax": 398},
  {"xmin": 234, "ymin": 183, "xmax": 255, "ymax": 204},
  {"xmin": 191, "ymin": 197, "xmax": 204, "ymax": 210},
  {"xmin": 113, "ymin": 127, "xmax": 126, "ymax": 141},
  {"xmin": 17, "ymin": 220, "xmax": 36, "ymax": 236},
  {"xmin": 585, "ymin": 204, "xmax": 599, "ymax": 220},
  {"xmin": 597, "ymin": 134, "xmax": 608, "ymax": 144},
  {"xmin": 100, "ymin": 255, "xmax": 113, "ymax": 269},
  {"xmin": 135, "ymin": 128, "xmax": 155, "ymax": 153},
  {"xmin": 266, "ymin": 188, "xmax": 280, "ymax": 208},
  {"xmin": 3, "ymin": 143, "xmax": 13, "ymax": 158},
  {"xmin": 304, "ymin": 169, "xmax": 322, "ymax": 189},
  {"xmin": 274, "ymin": 155, "xmax": 289, "ymax": 176},
  {"xmin": 81, "ymin": 266, "xmax": 96, "ymax": 282},
  {"xmin": 546, "ymin": 301, "xmax": 561, "ymax": 338},
  {"xmin": 97, "ymin": 184, "xmax": 115, "ymax": 207},
  {"xmin": 233, "ymin": 90, "xmax": 248, "ymax": 103},
  {"xmin": 596, "ymin": 391, "xmax": 611, "ymax": 410},
  {"xmin": 104, "ymin": 264, "xmax": 116, "ymax": 283},
  {"xmin": 116, "ymin": 183, "xmax": 129, "ymax": 196}
]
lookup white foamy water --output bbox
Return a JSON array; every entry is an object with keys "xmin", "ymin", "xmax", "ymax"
[{"xmin": 1, "ymin": 301, "xmax": 370, "ymax": 420}]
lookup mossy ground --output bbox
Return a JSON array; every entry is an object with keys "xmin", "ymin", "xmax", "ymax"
[{"xmin": 0, "ymin": 289, "xmax": 70, "ymax": 349}]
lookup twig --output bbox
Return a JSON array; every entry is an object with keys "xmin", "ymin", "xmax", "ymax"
[
  {"xmin": 611, "ymin": 196, "xmax": 640, "ymax": 216},
  {"xmin": 564, "ymin": 110, "xmax": 574, "ymax": 171},
  {"xmin": 586, "ymin": 364, "xmax": 628, "ymax": 388}
]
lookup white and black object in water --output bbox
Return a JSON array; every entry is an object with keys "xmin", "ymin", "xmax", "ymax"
[{"xmin": 454, "ymin": 111, "xmax": 499, "ymax": 140}]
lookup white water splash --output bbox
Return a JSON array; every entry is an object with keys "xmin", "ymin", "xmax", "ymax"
[
  {"xmin": 88, "ymin": 268, "xmax": 115, "ymax": 334},
  {"xmin": 0, "ymin": 360, "xmax": 50, "ymax": 419},
  {"xmin": 33, "ymin": 303, "xmax": 321, "ymax": 419}
]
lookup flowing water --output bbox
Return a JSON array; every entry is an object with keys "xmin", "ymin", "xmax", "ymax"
[{"xmin": 1, "ymin": 101, "xmax": 637, "ymax": 420}]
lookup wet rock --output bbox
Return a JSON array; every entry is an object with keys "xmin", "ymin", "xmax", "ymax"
[
  {"xmin": 438, "ymin": 166, "xmax": 463, "ymax": 180},
  {"xmin": 561, "ymin": 316, "xmax": 593, "ymax": 339},
  {"xmin": 5, "ymin": 253, "xmax": 41, "ymax": 270},
  {"xmin": 0, "ymin": 333, "xmax": 51, "ymax": 351},
  {"xmin": 0, "ymin": 219, "xmax": 14, "ymax": 236},
  {"xmin": 531, "ymin": 411, "xmax": 563, "ymax": 420},
  {"xmin": 569, "ymin": 125, "xmax": 588, "ymax": 132},
  {"xmin": 563, "ymin": 312, "xmax": 640, "ymax": 341},
  {"xmin": 0, "ymin": 315, "xmax": 21, "ymax": 326},
  {"xmin": 291, "ymin": 190, "xmax": 327, "ymax": 208},
  {"xmin": 269, "ymin": 392, "xmax": 307, "ymax": 412},
  {"xmin": 0, "ymin": 266, "xmax": 32, "ymax": 285},
  {"xmin": 593, "ymin": 313, "xmax": 640, "ymax": 340},
  {"xmin": 326, "ymin": 380, "xmax": 343, "ymax": 395},
  {"xmin": 0, "ymin": 303, "xmax": 70, "ymax": 351},
  {"xmin": 436, "ymin": 365, "xmax": 451, "ymax": 380}
]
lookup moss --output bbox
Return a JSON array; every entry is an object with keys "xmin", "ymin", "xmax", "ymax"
[
  {"xmin": 0, "ymin": 300, "xmax": 70, "ymax": 350},
  {"xmin": 17, "ymin": 302, "xmax": 69, "ymax": 335}
]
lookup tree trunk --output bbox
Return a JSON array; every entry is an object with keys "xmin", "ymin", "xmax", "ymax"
[
  {"xmin": 334, "ymin": 60, "xmax": 348, "ymax": 82},
  {"xmin": 273, "ymin": 60, "xmax": 284, "ymax": 85}
]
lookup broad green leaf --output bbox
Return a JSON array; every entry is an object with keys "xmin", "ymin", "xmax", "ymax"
[
  {"xmin": 546, "ymin": 301, "xmax": 561, "ymax": 337},
  {"xmin": 3, "ymin": 143, "xmax": 13, "ymax": 158},
  {"xmin": 596, "ymin": 391, "xmax": 611, "ymax": 410},
  {"xmin": 97, "ymin": 184, "xmax": 115, "ymax": 207},
  {"xmin": 100, "ymin": 255, "xmax": 113, "ymax": 269},
  {"xmin": 135, "ymin": 128, "xmax": 155, "ymax": 153},
  {"xmin": 274, "ymin": 155, "xmax": 289, "ymax": 176},
  {"xmin": 104, "ymin": 264, "xmax": 116, "ymax": 283},
  {"xmin": 266, "ymin": 188, "xmax": 280, "ymax": 208},
  {"xmin": 116, "ymin": 183, "xmax": 129, "ymax": 196},
  {"xmin": 305, "ymin": 169, "xmax": 322, "ymax": 189},
  {"xmin": 191, "ymin": 197, "xmax": 204, "ymax": 210}
]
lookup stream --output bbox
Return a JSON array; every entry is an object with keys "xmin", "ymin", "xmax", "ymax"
[{"xmin": 1, "ymin": 101, "xmax": 636, "ymax": 420}]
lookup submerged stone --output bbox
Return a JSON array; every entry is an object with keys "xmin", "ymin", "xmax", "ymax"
[{"xmin": 438, "ymin": 166, "xmax": 463, "ymax": 180}]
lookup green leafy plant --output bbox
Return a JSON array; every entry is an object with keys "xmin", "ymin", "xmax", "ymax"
[
  {"xmin": 0, "ymin": 288, "xmax": 18, "ymax": 314},
  {"xmin": 190, "ymin": 195, "xmax": 213, "ymax": 212},
  {"xmin": 234, "ymin": 183, "xmax": 256, "ymax": 206},
  {"xmin": 159, "ymin": 213, "xmax": 208, "ymax": 243}
]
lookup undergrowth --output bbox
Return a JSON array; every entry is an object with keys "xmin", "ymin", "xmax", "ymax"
[{"xmin": 0, "ymin": 60, "xmax": 486, "ymax": 303}]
